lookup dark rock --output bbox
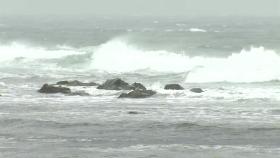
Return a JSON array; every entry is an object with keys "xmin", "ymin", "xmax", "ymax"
[
  {"xmin": 190, "ymin": 88, "xmax": 204, "ymax": 93},
  {"xmin": 128, "ymin": 111, "xmax": 140, "ymax": 114},
  {"xmin": 68, "ymin": 91, "xmax": 90, "ymax": 96},
  {"xmin": 119, "ymin": 89, "xmax": 156, "ymax": 98},
  {"xmin": 164, "ymin": 84, "xmax": 184, "ymax": 90},
  {"xmin": 97, "ymin": 78, "xmax": 132, "ymax": 90},
  {"xmin": 39, "ymin": 84, "xmax": 71, "ymax": 94},
  {"xmin": 56, "ymin": 80, "xmax": 98, "ymax": 86},
  {"xmin": 131, "ymin": 82, "xmax": 146, "ymax": 91},
  {"xmin": 56, "ymin": 81, "xmax": 70, "ymax": 85}
]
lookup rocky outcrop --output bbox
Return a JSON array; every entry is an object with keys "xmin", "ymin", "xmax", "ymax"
[
  {"xmin": 164, "ymin": 84, "xmax": 184, "ymax": 90},
  {"xmin": 39, "ymin": 84, "xmax": 71, "ymax": 94},
  {"xmin": 119, "ymin": 89, "xmax": 156, "ymax": 98},
  {"xmin": 131, "ymin": 82, "xmax": 146, "ymax": 91},
  {"xmin": 190, "ymin": 88, "xmax": 204, "ymax": 93},
  {"xmin": 56, "ymin": 80, "xmax": 98, "ymax": 87},
  {"xmin": 97, "ymin": 78, "xmax": 133, "ymax": 90}
]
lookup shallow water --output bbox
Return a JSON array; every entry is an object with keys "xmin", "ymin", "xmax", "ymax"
[{"xmin": 1, "ymin": 80, "xmax": 280, "ymax": 157}]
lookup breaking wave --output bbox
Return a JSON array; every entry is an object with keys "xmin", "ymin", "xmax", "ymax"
[
  {"xmin": 90, "ymin": 40, "xmax": 190, "ymax": 73},
  {"xmin": 1, "ymin": 40, "xmax": 280, "ymax": 83},
  {"xmin": 185, "ymin": 47, "xmax": 280, "ymax": 83},
  {"xmin": 189, "ymin": 28, "xmax": 207, "ymax": 32},
  {"xmin": 0, "ymin": 42, "xmax": 85, "ymax": 63},
  {"xmin": 90, "ymin": 40, "xmax": 280, "ymax": 83}
]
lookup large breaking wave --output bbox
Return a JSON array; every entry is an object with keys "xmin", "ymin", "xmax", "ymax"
[{"xmin": 0, "ymin": 40, "xmax": 280, "ymax": 83}]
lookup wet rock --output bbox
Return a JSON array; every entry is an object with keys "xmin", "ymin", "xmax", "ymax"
[
  {"xmin": 164, "ymin": 84, "xmax": 184, "ymax": 90},
  {"xmin": 131, "ymin": 82, "xmax": 146, "ymax": 91},
  {"xmin": 190, "ymin": 88, "xmax": 204, "ymax": 93},
  {"xmin": 97, "ymin": 78, "xmax": 132, "ymax": 90},
  {"xmin": 119, "ymin": 89, "xmax": 156, "ymax": 98},
  {"xmin": 68, "ymin": 91, "xmax": 90, "ymax": 96},
  {"xmin": 128, "ymin": 111, "xmax": 140, "ymax": 115},
  {"xmin": 39, "ymin": 84, "xmax": 71, "ymax": 94},
  {"xmin": 56, "ymin": 80, "xmax": 98, "ymax": 87}
]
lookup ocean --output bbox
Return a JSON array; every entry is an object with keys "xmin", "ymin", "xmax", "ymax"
[{"xmin": 0, "ymin": 16, "xmax": 280, "ymax": 158}]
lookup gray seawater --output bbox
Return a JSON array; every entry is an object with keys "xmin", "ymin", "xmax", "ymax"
[{"xmin": 1, "ymin": 16, "xmax": 280, "ymax": 158}]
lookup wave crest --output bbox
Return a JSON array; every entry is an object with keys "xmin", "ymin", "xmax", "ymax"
[
  {"xmin": 185, "ymin": 47, "xmax": 280, "ymax": 83},
  {"xmin": 90, "ymin": 40, "xmax": 280, "ymax": 83},
  {"xmin": 0, "ymin": 42, "xmax": 84, "ymax": 63},
  {"xmin": 1, "ymin": 40, "xmax": 280, "ymax": 83},
  {"xmin": 90, "ymin": 40, "xmax": 190, "ymax": 73}
]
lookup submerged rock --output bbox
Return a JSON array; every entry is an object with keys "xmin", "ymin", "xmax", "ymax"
[
  {"xmin": 164, "ymin": 84, "xmax": 184, "ymax": 90},
  {"xmin": 97, "ymin": 78, "xmax": 132, "ymax": 90},
  {"xmin": 190, "ymin": 88, "xmax": 204, "ymax": 93},
  {"xmin": 39, "ymin": 84, "xmax": 71, "ymax": 94},
  {"xmin": 131, "ymin": 82, "xmax": 146, "ymax": 91},
  {"xmin": 128, "ymin": 111, "xmax": 140, "ymax": 115},
  {"xmin": 56, "ymin": 80, "xmax": 98, "ymax": 87},
  {"xmin": 119, "ymin": 89, "xmax": 156, "ymax": 98}
]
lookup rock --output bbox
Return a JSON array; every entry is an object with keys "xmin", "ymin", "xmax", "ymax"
[
  {"xmin": 56, "ymin": 80, "xmax": 98, "ymax": 86},
  {"xmin": 131, "ymin": 82, "xmax": 146, "ymax": 90},
  {"xmin": 128, "ymin": 111, "xmax": 140, "ymax": 114},
  {"xmin": 190, "ymin": 88, "xmax": 204, "ymax": 93},
  {"xmin": 38, "ymin": 84, "xmax": 71, "ymax": 94},
  {"xmin": 119, "ymin": 89, "xmax": 156, "ymax": 98},
  {"xmin": 68, "ymin": 91, "xmax": 90, "ymax": 96},
  {"xmin": 164, "ymin": 84, "xmax": 184, "ymax": 90},
  {"xmin": 97, "ymin": 78, "xmax": 132, "ymax": 90}
]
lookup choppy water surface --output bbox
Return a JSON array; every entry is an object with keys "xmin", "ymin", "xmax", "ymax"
[{"xmin": 1, "ymin": 16, "xmax": 280, "ymax": 157}]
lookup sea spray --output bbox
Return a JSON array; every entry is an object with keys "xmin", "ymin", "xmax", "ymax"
[{"xmin": 1, "ymin": 40, "xmax": 280, "ymax": 83}]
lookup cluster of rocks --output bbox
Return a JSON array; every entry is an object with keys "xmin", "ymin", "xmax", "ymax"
[
  {"xmin": 164, "ymin": 84, "xmax": 204, "ymax": 93},
  {"xmin": 98, "ymin": 78, "xmax": 156, "ymax": 98},
  {"xmin": 38, "ymin": 78, "xmax": 204, "ymax": 98},
  {"xmin": 38, "ymin": 80, "xmax": 96, "ymax": 96}
]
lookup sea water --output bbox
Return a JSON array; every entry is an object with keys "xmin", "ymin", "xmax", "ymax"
[{"xmin": 0, "ymin": 16, "xmax": 280, "ymax": 158}]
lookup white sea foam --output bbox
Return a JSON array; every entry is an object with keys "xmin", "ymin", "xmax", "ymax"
[
  {"xmin": 0, "ymin": 82, "xmax": 6, "ymax": 86},
  {"xmin": 1, "ymin": 40, "xmax": 280, "ymax": 83},
  {"xmin": 90, "ymin": 40, "xmax": 190, "ymax": 73},
  {"xmin": 0, "ymin": 42, "xmax": 84, "ymax": 62},
  {"xmin": 185, "ymin": 47, "xmax": 280, "ymax": 83},
  {"xmin": 90, "ymin": 40, "xmax": 280, "ymax": 83},
  {"xmin": 189, "ymin": 28, "xmax": 207, "ymax": 32},
  {"xmin": 90, "ymin": 40, "xmax": 280, "ymax": 82}
]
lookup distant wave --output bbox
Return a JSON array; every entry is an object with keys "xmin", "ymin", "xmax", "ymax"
[
  {"xmin": 1, "ymin": 40, "xmax": 280, "ymax": 83},
  {"xmin": 189, "ymin": 28, "xmax": 207, "ymax": 32},
  {"xmin": 0, "ymin": 42, "xmax": 84, "ymax": 63}
]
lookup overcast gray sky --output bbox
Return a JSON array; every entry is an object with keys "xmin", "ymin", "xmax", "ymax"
[{"xmin": 0, "ymin": 0, "xmax": 279, "ymax": 17}]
